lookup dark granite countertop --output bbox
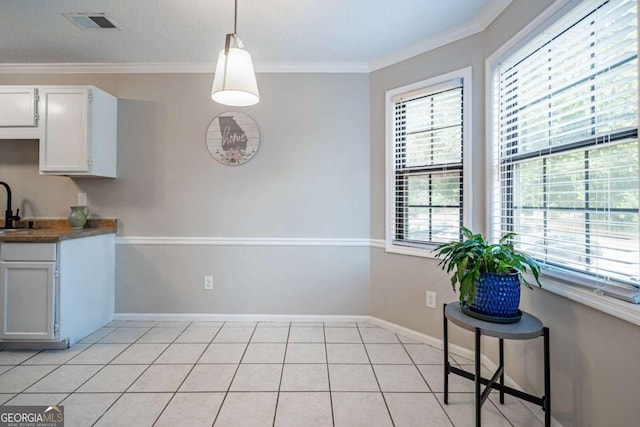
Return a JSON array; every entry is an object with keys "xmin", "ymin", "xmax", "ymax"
[{"xmin": 0, "ymin": 218, "xmax": 118, "ymax": 243}]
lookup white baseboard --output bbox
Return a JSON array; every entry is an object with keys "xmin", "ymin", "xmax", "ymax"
[
  {"xmin": 112, "ymin": 312, "xmax": 370, "ymax": 323},
  {"xmin": 369, "ymin": 317, "xmax": 561, "ymax": 426},
  {"xmin": 368, "ymin": 316, "xmax": 478, "ymax": 361},
  {"xmin": 112, "ymin": 311, "xmax": 561, "ymax": 426}
]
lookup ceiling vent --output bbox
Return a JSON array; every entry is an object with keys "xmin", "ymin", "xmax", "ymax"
[{"xmin": 63, "ymin": 13, "xmax": 120, "ymax": 30}]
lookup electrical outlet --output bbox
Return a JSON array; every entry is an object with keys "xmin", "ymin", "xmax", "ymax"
[
  {"xmin": 77, "ymin": 192, "xmax": 87, "ymax": 206},
  {"xmin": 426, "ymin": 291, "xmax": 437, "ymax": 308},
  {"xmin": 203, "ymin": 276, "xmax": 214, "ymax": 290}
]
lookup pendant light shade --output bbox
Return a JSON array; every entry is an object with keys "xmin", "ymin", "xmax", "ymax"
[
  {"xmin": 211, "ymin": 46, "xmax": 259, "ymax": 106},
  {"xmin": 211, "ymin": 0, "xmax": 259, "ymax": 107}
]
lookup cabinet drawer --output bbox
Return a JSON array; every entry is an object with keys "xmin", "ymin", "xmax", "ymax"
[{"xmin": 1, "ymin": 243, "xmax": 57, "ymax": 261}]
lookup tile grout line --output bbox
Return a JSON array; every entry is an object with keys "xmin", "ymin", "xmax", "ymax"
[
  {"xmin": 2, "ymin": 321, "xmax": 541, "ymax": 426},
  {"xmin": 150, "ymin": 321, "xmax": 219, "ymax": 427},
  {"xmin": 397, "ymin": 332, "xmax": 457, "ymax": 427},
  {"xmin": 91, "ymin": 321, "xmax": 190, "ymax": 426},
  {"xmin": 271, "ymin": 322, "xmax": 292, "ymax": 427},
  {"xmin": 0, "ymin": 326, "xmax": 123, "ymax": 406},
  {"xmin": 13, "ymin": 329, "xmax": 140, "ymax": 400},
  {"xmin": 397, "ymin": 337, "xmax": 435, "ymax": 392},
  {"xmin": 84, "ymin": 323, "xmax": 159, "ymax": 426},
  {"xmin": 154, "ymin": 322, "xmax": 230, "ymax": 425},
  {"xmin": 0, "ymin": 325, "xmax": 116, "ymax": 399},
  {"xmin": 323, "ymin": 322, "xmax": 336, "ymax": 427},
  {"xmin": 210, "ymin": 322, "xmax": 258, "ymax": 427},
  {"xmin": 515, "ymin": 393, "xmax": 548, "ymax": 424},
  {"xmin": 488, "ymin": 397, "xmax": 519, "ymax": 427},
  {"xmin": 356, "ymin": 324, "xmax": 396, "ymax": 427}
]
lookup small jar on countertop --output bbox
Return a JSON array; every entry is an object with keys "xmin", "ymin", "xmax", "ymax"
[{"xmin": 68, "ymin": 206, "xmax": 89, "ymax": 229}]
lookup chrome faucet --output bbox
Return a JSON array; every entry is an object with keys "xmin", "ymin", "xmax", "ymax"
[{"xmin": 0, "ymin": 182, "xmax": 20, "ymax": 229}]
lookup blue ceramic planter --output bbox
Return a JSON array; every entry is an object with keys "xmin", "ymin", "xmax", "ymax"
[{"xmin": 470, "ymin": 272, "xmax": 521, "ymax": 318}]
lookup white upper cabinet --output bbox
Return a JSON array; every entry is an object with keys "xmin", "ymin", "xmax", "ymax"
[
  {"xmin": 39, "ymin": 86, "xmax": 117, "ymax": 178},
  {"xmin": 0, "ymin": 85, "xmax": 117, "ymax": 178},
  {"xmin": 0, "ymin": 87, "xmax": 40, "ymax": 138},
  {"xmin": 0, "ymin": 87, "xmax": 38, "ymax": 127}
]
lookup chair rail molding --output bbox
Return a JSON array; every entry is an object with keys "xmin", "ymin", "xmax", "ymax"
[{"xmin": 115, "ymin": 236, "xmax": 385, "ymax": 248}]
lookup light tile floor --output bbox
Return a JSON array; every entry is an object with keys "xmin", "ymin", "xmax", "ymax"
[{"xmin": 0, "ymin": 321, "xmax": 546, "ymax": 426}]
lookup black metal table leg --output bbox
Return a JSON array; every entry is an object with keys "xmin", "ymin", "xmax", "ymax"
[
  {"xmin": 443, "ymin": 303, "xmax": 449, "ymax": 404},
  {"xmin": 475, "ymin": 327, "xmax": 481, "ymax": 427},
  {"xmin": 444, "ymin": 303, "xmax": 549, "ymax": 426},
  {"xmin": 499, "ymin": 338, "xmax": 505, "ymax": 404},
  {"xmin": 544, "ymin": 327, "xmax": 550, "ymax": 427}
]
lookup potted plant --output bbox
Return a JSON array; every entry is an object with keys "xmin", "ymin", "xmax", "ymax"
[{"xmin": 434, "ymin": 227, "xmax": 542, "ymax": 322}]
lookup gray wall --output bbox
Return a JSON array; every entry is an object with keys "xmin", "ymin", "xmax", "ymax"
[
  {"xmin": 369, "ymin": 0, "xmax": 640, "ymax": 425},
  {"xmin": 0, "ymin": 72, "xmax": 371, "ymax": 315},
  {"xmin": 2, "ymin": 0, "xmax": 640, "ymax": 423}
]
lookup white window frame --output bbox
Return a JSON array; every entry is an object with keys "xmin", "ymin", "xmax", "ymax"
[
  {"xmin": 486, "ymin": 0, "xmax": 640, "ymax": 325},
  {"xmin": 385, "ymin": 67, "xmax": 473, "ymax": 257}
]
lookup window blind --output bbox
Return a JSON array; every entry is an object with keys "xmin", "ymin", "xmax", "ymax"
[
  {"xmin": 393, "ymin": 80, "xmax": 464, "ymax": 246},
  {"xmin": 491, "ymin": 0, "xmax": 639, "ymax": 301}
]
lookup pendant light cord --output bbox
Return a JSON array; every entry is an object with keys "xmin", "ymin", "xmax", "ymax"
[{"xmin": 234, "ymin": 0, "xmax": 238, "ymax": 35}]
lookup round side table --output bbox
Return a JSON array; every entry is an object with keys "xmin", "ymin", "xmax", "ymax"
[{"xmin": 443, "ymin": 302, "xmax": 550, "ymax": 427}]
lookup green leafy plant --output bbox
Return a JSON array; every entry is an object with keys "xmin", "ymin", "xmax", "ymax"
[{"xmin": 434, "ymin": 227, "xmax": 542, "ymax": 304}]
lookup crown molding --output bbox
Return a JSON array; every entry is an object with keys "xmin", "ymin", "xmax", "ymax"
[
  {"xmin": 473, "ymin": 0, "xmax": 513, "ymax": 32},
  {"xmin": 0, "ymin": 1, "xmax": 510, "ymax": 75},
  {"xmin": 0, "ymin": 61, "xmax": 369, "ymax": 74},
  {"xmin": 368, "ymin": 24, "xmax": 483, "ymax": 72},
  {"xmin": 256, "ymin": 62, "xmax": 369, "ymax": 73},
  {"xmin": 368, "ymin": 0, "xmax": 511, "ymax": 71},
  {"xmin": 0, "ymin": 62, "xmax": 211, "ymax": 74}
]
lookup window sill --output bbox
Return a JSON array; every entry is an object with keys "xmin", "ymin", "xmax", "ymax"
[
  {"xmin": 385, "ymin": 241, "xmax": 438, "ymax": 259},
  {"xmin": 540, "ymin": 277, "xmax": 640, "ymax": 327},
  {"xmin": 381, "ymin": 241, "xmax": 640, "ymax": 326}
]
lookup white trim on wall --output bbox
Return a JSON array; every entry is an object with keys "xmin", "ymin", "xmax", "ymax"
[
  {"xmin": 114, "ymin": 237, "xmax": 640, "ymax": 326},
  {"xmin": 0, "ymin": 62, "xmax": 369, "ymax": 74},
  {"xmin": 540, "ymin": 280, "xmax": 640, "ymax": 328},
  {"xmin": 0, "ymin": 1, "xmax": 511, "ymax": 76},
  {"xmin": 113, "ymin": 312, "xmax": 370, "ymax": 323},
  {"xmin": 257, "ymin": 62, "xmax": 369, "ymax": 73},
  {"xmin": 369, "ymin": 0, "xmax": 512, "ymax": 71},
  {"xmin": 485, "ymin": 0, "xmax": 574, "ymax": 68},
  {"xmin": 369, "ymin": 239, "xmax": 386, "ymax": 249},
  {"xmin": 115, "ymin": 236, "xmax": 380, "ymax": 247},
  {"xmin": 370, "ymin": 314, "xmax": 562, "ymax": 425}
]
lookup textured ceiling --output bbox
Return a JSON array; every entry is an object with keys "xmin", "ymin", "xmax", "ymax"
[{"xmin": 0, "ymin": 0, "xmax": 511, "ymax": 69}]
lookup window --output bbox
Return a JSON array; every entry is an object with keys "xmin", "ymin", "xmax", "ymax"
[
  {"xmin": 386, "ymin": 68, "xmax": 472, "ymax": 256},
  {"xmin": 490, "ymin": 0, "xmax": 639, "ymax": 302}
]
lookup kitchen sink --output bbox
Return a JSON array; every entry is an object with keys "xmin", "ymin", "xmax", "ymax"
[{"xmin": 0, "ymin": 228, "xmax": 30, "ymax": 234}]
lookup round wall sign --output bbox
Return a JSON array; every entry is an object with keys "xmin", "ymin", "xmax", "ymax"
[{"xmin": 206, "ymin": 112, "xmax": 260, "ymax": 166}]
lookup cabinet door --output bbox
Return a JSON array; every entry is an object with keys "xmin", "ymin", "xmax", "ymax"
[
  {"xmin": 0, "ymin": 87, "xmax": 38, "ymax": 127},
  {"xmin": 39, "ymin": 88, "xmax": 90, "ymax": 173},
  {"xmin": 0, "ymin": 262, "xmax": 56, "ymax": 340}
]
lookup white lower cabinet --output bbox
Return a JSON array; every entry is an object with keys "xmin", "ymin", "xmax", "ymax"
[
  {"xmin": 0, "ymin": 261, "xmax": 56, "ymax": 340},
  {"xmin": 0, "ymin": 235, "xmax": 114, "ymax": 347}
]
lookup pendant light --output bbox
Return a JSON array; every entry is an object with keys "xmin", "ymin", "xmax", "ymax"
[{"xmin": 211, "ymin": 0, "xmax": 259, "ymax": 107}]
